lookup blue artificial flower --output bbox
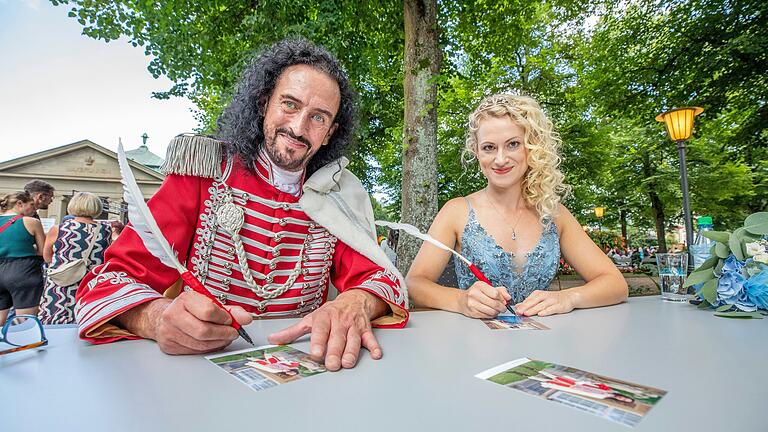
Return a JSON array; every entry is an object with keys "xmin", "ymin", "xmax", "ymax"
[
  {"xmin": 745, "ymin": 268, "xmax": 768, "ymax": 311},
  {"xmin": 716, "ymin": 255, "xmax": 748, "ymax": 306}
]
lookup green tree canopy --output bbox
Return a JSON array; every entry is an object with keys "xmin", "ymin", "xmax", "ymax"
[{"xmin": 52, "ymin": 0, "xmax": 767, "ymax": 245}]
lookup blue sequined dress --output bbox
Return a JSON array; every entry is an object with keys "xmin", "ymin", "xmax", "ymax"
[{"xmin": 454, "ymin": 199, "xmax": 560, "ymax": 303}]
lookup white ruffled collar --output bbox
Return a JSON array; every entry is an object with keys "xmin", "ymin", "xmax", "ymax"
[{"xmin": 260, "ymin": 150, "xmax": 303, "ymax": 196}]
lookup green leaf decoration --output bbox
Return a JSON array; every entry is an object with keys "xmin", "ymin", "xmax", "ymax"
[
  {"xmin": 736, "ymin": 229, "xmax": 762, "ymax": 259},
  {"xmin": 696, "ymin": 254, "xmax": 719, "ymax": 271},
  {"xmin": 697, "ymin": 301, "xmax": 712, "ymax": 309},
  {"xmin": 683, "ymin": 268, "xmax": 715, "ymax": 288},
  {"xmin": 730, "ymin": 228, "xmax": 747, "ymax": 261},
  {"xmin": 715, "ymin": 242, "xmax": 730, "ymax": 258},
  {"xmin": 703, "ymin": 231, "xmax": 731, "ymax": 243},
  {"xmin": 715, "ymin": 304, "xmax": 734, "ymax": 312},
  {"xmin": 698, "ymin": 279, "xmax": 718, "ymax": 305},
  {"xmin": 714, "ymin": 259, "xmax": 725, "ymax": 276},
  {"xmin": 714, "ymin": 311, "xmax": 764, "ymax": 319},
  {"xmin": 744, "ymin": 212, "xmax": 768, "ymax": 235}
]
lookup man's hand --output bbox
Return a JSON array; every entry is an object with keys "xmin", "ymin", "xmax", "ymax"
[
  {"xmin": 514, "ymin": 290, "xmax": 576, "ymax": 317},
  {"xmin": 267, "ymin": 289, "xmax": 388, "ymax": 372},
  {"xmin": 459, "ymin": 281, "xmax": 511, "ymax": 319},
  {"xmin": 115, "ymin": 291, "xmax": 253, "ymax": 355}
]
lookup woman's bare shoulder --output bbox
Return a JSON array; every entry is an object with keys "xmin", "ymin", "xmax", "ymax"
[
  {"xmin": 434, "ymin": 194, "xmax": 478, "ymax": 234},
  {"xmin": 22, "ymin": 216, "xmax": 43, "ymax": 226},
  {"xmin": 553, "ymin": 204, "xmax": 580, "ymax": 232},
  {"xmin": 441, "ymin": 197, "xmax": 468, "ymax": 213},
  {"xmin": 441, "ymin": 192, "xmax": 483, "ymax": 220}
]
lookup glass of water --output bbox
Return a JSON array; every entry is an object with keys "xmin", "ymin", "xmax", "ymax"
[{"xmin": 656, "ymin": 253, "xmax": 688, "ymax": 302}]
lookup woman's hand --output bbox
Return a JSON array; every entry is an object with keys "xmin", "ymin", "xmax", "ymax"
[
  {"xmin": 515, "ymin": 290, "xmax": 576, "ymax": 317},
  {"xmin": 459, "ymin": 281, "xmax": 511, "ymax": 319}
]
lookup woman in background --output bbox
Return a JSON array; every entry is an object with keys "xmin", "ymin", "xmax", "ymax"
[
  {"xmin": 0, "ymin": 191, "xmax": 45, "ymax": 326},
  {"xmin": 38, "ymin": 192, "xmax": 112, "ymax": 325},
  {"xmin": 406, "ymin": 94, "xmax": 627, "ymax": 318}
]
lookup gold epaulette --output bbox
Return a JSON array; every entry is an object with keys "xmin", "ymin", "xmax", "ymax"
[{"xmin": 160, "ymin": 134, "xmax": 223, "ymax": 178}]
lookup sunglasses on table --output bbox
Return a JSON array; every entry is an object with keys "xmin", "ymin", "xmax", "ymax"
[{"xmin": 0, "ymin": 313, "xmax": 48, "ymax": 356}]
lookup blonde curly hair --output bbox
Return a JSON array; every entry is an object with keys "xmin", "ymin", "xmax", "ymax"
[{"xmin": 464, "ymin": 94, "xmax": 569, "ymax": 223}]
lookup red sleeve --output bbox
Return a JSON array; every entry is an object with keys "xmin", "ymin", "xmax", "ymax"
[
  {"xmin": 331, "ymin": 240, "xmax": 409, "ymax": 328},
  {"xmin": 75, "ymin": 174, "xmax": 203, "ymax": 343}
]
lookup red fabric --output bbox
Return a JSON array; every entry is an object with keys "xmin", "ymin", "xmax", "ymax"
[
  {"xmin": 0, "ymin": 215, "xmax": 23, "ymax": 234},
  {"xmin": 75, "ymin": 156, "xmax": 408, "ymax": 343}
]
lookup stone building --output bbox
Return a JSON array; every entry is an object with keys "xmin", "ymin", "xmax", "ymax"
[{"xmin": 0, "ymin": 139, "xmax": 165, "ymax": 223}]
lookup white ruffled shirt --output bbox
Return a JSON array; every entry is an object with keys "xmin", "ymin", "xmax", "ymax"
[{"xmin": 262, "ymin": 151, "xmax": 303, "ymax": 196}]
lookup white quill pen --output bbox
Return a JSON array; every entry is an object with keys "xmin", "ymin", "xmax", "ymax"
[
  {"xmin": 375, "ymin": 219, "xmax": 515, "ymax": 314},
  {"xmin": 117, "ymin": 140, "xmax": 187, "ymax": 274},
  {"xmin": 375, "ymin": 220, "xmax": 471, "ymax": 266},
  {"xmin": 117, "ymin": 139, "xmax": 255, "ymax": 344}
]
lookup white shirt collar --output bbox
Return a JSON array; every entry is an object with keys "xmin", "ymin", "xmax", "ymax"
[{"xmin": 262, "ymin": 150, "xmax": 303, "ymax": 196}]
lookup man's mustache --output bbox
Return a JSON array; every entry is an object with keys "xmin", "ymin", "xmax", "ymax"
[{"xmin": 276, "ymin": 128, "xmax": 310, "ymax": 148}]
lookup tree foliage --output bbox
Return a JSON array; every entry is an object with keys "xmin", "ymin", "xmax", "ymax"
[
  {"xmin": 51, "ymin": 0, "xmax": 768, "ymax": 248},
  {"xmin": 579, "ymin": 0, "xmax": 767, "ymax": 234}
]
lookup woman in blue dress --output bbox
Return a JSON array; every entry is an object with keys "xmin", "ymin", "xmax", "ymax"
[{"xmin": 406, "ymin": 94, "xmax": 627, "ymax": 318}]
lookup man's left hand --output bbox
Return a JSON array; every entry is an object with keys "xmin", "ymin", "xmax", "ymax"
[{"xmin": 268, "ymin": 290, "xmax": 388, "ymax": 371}]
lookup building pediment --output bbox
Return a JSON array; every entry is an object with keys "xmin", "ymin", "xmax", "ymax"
[
  {"xmin": 0, "ymin": 139, "xmax": 166, "ymax": 224},
  {"xmin": 0, "ymin": 139, "xmax": 164, "ymax": 183}
]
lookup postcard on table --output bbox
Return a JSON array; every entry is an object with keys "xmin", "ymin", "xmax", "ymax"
[
  {"xmin": 482, "ymin": 314, "xmax": 549, "ymax": 330},
  {"xmin": 206, "ymin": 345, "xmax": 326, "ymax": 392},
  {"xmin": 475, "ymin": 358, "xmax": 666, "ymax": 428}
]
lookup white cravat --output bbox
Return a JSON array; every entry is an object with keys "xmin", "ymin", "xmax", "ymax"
[{"xmin": 263, "ymin": 151, "xmax": 303, "ymax": 196}]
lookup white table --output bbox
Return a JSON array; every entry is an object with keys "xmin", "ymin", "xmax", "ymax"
[{"xmin": 3, "ymin": 297, "xmax": 766, "ymax": 431}]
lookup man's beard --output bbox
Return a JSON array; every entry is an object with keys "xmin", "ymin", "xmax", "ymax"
[{"xmin": 264, "ymin": 128, "xmax": 313, "ymax": 172}]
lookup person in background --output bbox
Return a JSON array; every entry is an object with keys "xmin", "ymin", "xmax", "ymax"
[
  {"xmin": 23, "ymin": 180, "xmax": 55, "ymax": 219},
  {"xmin": 38, "ymin": 192, "xmax": 113, "ymax": 325},
  {"xmin": 0, "ymin": 191, "xmax": 46, "ymax": 326},
  {"xmin": 380, "ymin": 229, "xmax": 398, "ymax": 265},
  {"xmin": 406, "ymin": 94, "xmax": 627, "ymax": 318},
  {"xmin": 109, "ymin": 220, "xmax": 125, "ymax": 242}
]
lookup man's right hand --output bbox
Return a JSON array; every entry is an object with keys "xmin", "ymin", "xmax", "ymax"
[
  {"xmin": 459, "ymin": 281, "xmax": 511, "ymax": 319},
  {"xmin": 115, "ymin": 291, "xmax": 253, "ymax": 355}
]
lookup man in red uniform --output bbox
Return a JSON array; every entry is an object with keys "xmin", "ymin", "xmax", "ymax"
[{"xmin": 76, "ymin": 38, "xmax": 408, "ymax": 371}]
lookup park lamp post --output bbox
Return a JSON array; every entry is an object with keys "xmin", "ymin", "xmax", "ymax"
[
  {"xmin": 656, "ymin": 106, "xmax": 703, "ymax": 273},
  {"xmin": 594, "ymin": 206, "xmax": 605, "ymax": 231}
]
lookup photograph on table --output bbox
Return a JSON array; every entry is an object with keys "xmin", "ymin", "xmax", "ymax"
[
  {"xmin": 475, "ymin": 358, "xmax": 666, "ymax": 428},
  {"xmin": 206, "ymin": 345, "xmax": 326, "ymax": 392},
  {"xmin": 481, "ymin": 314, "xmax": 549, "ymax": 330}
]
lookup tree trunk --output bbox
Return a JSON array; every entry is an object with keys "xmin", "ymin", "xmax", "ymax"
[
  {"xmin": 642, "ymin": 155, "xmax": 667, "ymax": 252},
  {"xmin": 397, "ymin": 0, "xmax": 440, "ymax": 275},
  {"xmin": 650, "ymin": 193, "xmax": 667, "ymax": 253},
  {"xmin": 620, "ymin": 208, "xmax": 628, "ymax": 244}
]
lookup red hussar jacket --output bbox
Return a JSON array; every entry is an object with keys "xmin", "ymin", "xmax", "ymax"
[{"xmin": 75, "ymin": 151, "xmax": 408, "ymax": 343}]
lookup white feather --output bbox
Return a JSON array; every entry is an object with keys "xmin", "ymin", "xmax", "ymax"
[
  {"xmin": 375, "ymin": 220, "xmax": 471, "ymax": 266},
  {"xmin": 117, "ymin": 141, "xmax": 187, "ymax": 274}
]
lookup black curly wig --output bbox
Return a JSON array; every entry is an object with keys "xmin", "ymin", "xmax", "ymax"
[{"xmin": 216, "ymin": 37, "xmax": 357, "ymax": 176}]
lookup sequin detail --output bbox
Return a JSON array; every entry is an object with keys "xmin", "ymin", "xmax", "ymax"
[{"xmin": 454, "ymin": 203, "xmax": 560, "ymax": 303}]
